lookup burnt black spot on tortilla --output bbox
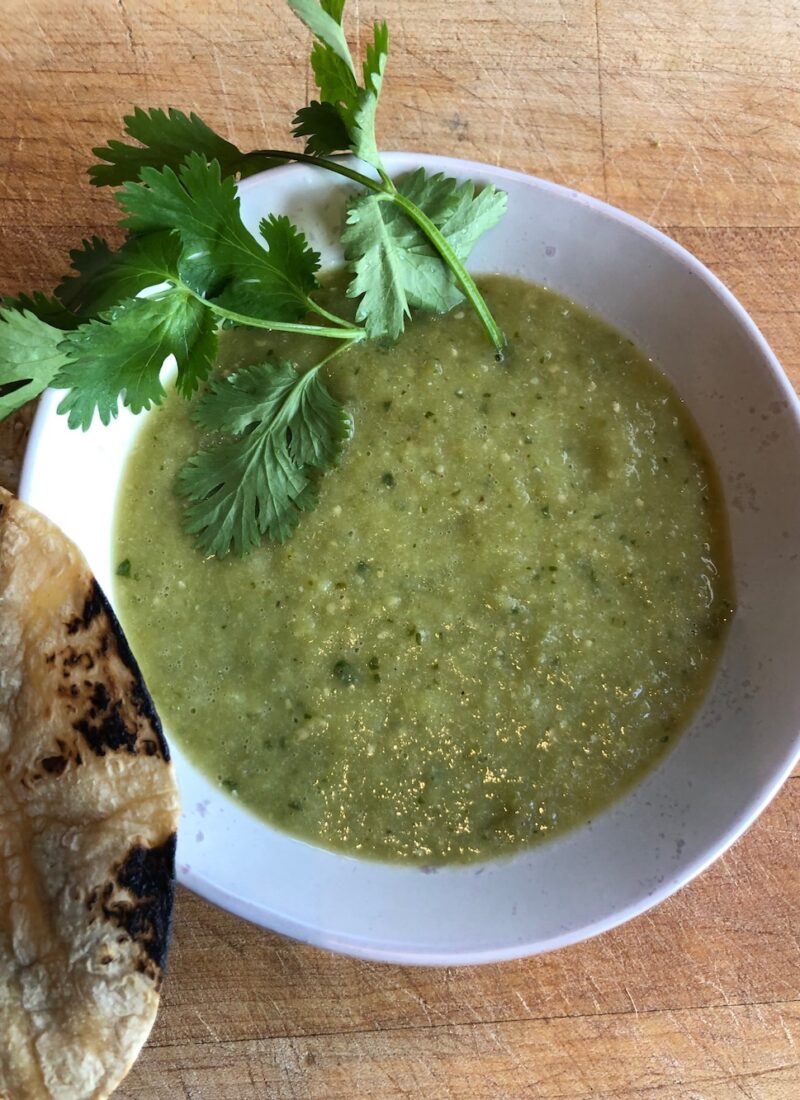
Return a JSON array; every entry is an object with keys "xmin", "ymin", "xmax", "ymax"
[
  {"xmin": 90, "ymin": 582, "xmax": 171, "ymax": 762},
  {"xmin": 74, "ymin": 701, "xmax": 139, "ymax": 756},
  {"xmin": 62, "ymin": 650, "xmax": 94, "ymax": 671},
  {"xmin": 81, "ymin": 581, "xmax": 104, "ymax": 625},
  {"xmin": 103, "ymin": 833, "xmax": 177, "ymax": 973},
  {"xmin": 46, "ymin": 653, "xmax": 55, "ymax": 665},
  {"xmin": 65, "ymin": 582, "xmax": 104, "ymax": 635},
  {"xmin": 65, "ymin": 582, "xmax": 102, "ymax": 631},
  {"xmin": 57, "ymin": 578, "xmax": 171, "ymax": 760},
  {"xmin": 90, "ymin": 681, "xmax": 111, "ymax": 712},
  {"xmin": 41, "ymin": 755, "xmax": 67, "ymax": 776}
]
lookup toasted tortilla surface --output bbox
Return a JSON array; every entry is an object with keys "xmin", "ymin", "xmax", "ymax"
[{"xmin": 0, "ymin": 487, "xmax": 179, "ymax": 1100}]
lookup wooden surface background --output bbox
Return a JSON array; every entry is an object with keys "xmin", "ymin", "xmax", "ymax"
[{"xmin": 2, "ymin": 1, "xmax": 799, "ymax": 1096}]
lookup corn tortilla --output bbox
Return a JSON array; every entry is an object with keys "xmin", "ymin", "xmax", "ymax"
[{"xmin": 0, "ymin": 487, "xmax": 179, "ymax": 1100}]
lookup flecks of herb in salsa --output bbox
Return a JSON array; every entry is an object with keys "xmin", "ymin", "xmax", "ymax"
[{"xmin": 333, "ymin": 659, "xmax": 358, "ymax": 685}]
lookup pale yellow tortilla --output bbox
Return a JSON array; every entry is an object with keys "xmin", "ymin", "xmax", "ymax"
[{"xmin": 0, "ymin": 487, "xmax": 180, "ymax": 1100}]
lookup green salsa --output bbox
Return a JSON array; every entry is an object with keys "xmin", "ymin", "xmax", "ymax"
[{"xmin": 114, "ymin": 276, "xmax": 733, "ymax": 863}]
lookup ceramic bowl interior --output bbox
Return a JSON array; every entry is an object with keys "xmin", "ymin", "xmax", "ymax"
[{"xmin": 20, "ymin": 153, "xmax": 800, "ymax": 963}]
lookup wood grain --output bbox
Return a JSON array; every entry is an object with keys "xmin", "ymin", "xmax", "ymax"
[{"xmin": 1, "ymin": 1, "xmax": 798, "ymax": 1097}]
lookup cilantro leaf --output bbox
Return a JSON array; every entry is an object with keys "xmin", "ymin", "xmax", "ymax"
[
  {"xmin": 56, "ymin": 290, "xmax": 217, "ymax": 429},
  {"xmin": 292, "ymin": 1, "xmax": 359, "ymax": 154},
  {"xmin": 178, "ymin": 360, "xmax": 351, "ymax": 557},
  {"xmin": 310, "ymin": 34, "xmax": 358, "ymax": 106},
  {"xmin": 292, "ymin": 100, "xmax": 351, "ymax": 157},
  {"xmin": 341, "ymin": 194, "xmax": 408, "ymax": 342},
  {"xmin": 286, "ymin": 367, "xmax": 351, "ymax": 469},
  {"xmin": 215, "ymin": 213, "xmax": 320, "ymax": 321},
  {"xmin": 319, "ymin": 0, "xmax": 346, "ymax": 21},
  {"xmin": 118, "ymin": 153, "xmax": 320, "ymax": 320},
  {"xmin": 55, "ymin": 237, "xmax": 118, "ymax": 315},
  {"xmin": 55, "ymin": 232, "xmax": 181, "ymax": 318},
  {"xmin": 90, "ymin": 107, "xmax": 247, "ymax": 187},
  {"xmin": 0, "ymin": 309, "xmax": 72, "ymax": 420},
  {"xmin": 399, "ymin": 169, "xmax": 509, "ymax": 262},
  {"xmin": 291, "ymin": 15, "xmax": 388, "ymax": 171},
  {"xmin": 342, "ymin": 169, "xmax": 507, "ymax": 341},
  {"xmin": 287, "ymin": 1, "xmax": 356, "ymax": 77},
  {"xmin": 348, "ymin": 22, "xmax": 389, "ymax": 170},
  {"xmin": 0, "ymin": 293, "xmax": 79, "ymax": 331}
]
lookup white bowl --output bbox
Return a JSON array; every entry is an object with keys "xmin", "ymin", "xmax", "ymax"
[{"xmin": 20, "ymin": 153, "xmax": 800, "ymax": 964}]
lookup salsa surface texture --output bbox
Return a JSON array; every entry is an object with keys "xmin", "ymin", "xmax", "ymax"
[{"xmin": 114, "ymin": 276, "xmax": 733, "ymax": 863}]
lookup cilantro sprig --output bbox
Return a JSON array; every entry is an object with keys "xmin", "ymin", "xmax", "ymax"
[
  {"xmin": 178, "ymin": 350, "xmax": 353, "ymax": 556},
  {"xmin": 0, "ymin": 0, "xmax": 508, "ymax": 558}
]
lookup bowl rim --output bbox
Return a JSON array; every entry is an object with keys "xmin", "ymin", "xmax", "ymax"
[{"xmin": 20, "ymin": 151, "xmax": 800, "ymax": 964}]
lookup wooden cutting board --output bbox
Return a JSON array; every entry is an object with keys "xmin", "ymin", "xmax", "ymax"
[{"xmin": 1, "ymin": 2, "xmax": 798, "ymax": 1097}]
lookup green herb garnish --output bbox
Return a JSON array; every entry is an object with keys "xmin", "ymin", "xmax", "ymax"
[
  {"xmin": 178, "ymin": 356, "xmax": 352, "ymax": 556},
  {"xmin": 0, "ymin": 0, "xmax": 507, "ymax": 557}
]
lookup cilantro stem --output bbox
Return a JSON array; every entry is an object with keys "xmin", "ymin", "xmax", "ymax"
[
  {"xmin": 189, "ymin": 290, "xmax": 364, "ymax": 341},
  {"xmin": 305, "ymin": 297, "xmax": 357, "ymax": 329},
  {"xmin": 377, "ymin": 167, "xmax": 396, "ymax": 192},
  {"xmin": 313, "ymin": 337, "xmax": 360, "ymax": 373},
  {"xmin": 246, "ymin": 149, "xmax": 382, "ymax": 192},
  {"xmin": 390, "ymin": 192, "xmax": 506, "ymax": 354},
  {"xmin": 244, "ymin": 148, "xmax": 506, "ymax": 354}
]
